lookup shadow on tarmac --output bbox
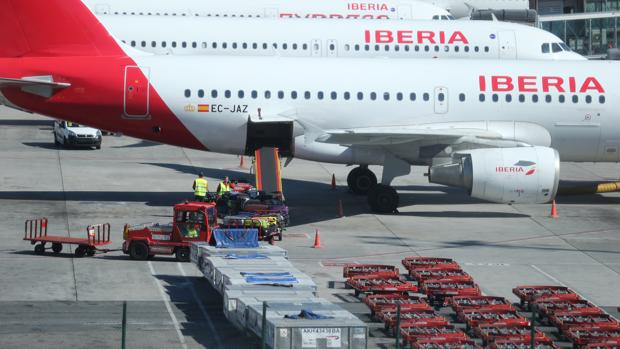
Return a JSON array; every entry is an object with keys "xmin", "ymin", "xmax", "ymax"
[{"xmin": 0, "ymin": 119, "xmax": 53, "ymax": 126}]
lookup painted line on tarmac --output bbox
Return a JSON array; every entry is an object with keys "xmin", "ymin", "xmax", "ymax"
[
  {"xmin": 530, "ymin": 264, "xmax": 567, "ymax": 286},
  {"xmin": 148, "ymin": 261, "xmax": 188, "ymax": 349},
  {"xmin": 177, "ymin": 262, "xmax": 223, "ymax": 348}
]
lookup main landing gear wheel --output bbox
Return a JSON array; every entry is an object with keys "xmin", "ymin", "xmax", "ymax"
[
  {"xmin": 347, "ymin": 167, "xmax": 377, "ymax": 195},
  {"xmin": 368, "ymin": 184, "xmax": 399, "ymax": 214}
]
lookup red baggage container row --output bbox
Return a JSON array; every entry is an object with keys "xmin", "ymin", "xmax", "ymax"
[
  {"xmin": 402, "ymin": 257, "xmax": 461, "ymax": 271},
  {"xmin": 489, "ymin": 338, "xmax": 560, "ymax": 349},
  {"xmin": 420, "ymin": 279, "xmax": 481, "ymax": 304},
  {"xmin": 380, "ymin": 309, "xmax": 447, "ymax": 330},
  {"xmin": 400, "ymin": 325, "xmax": 468, "ymax": 344},
  {"xmin": 534, "ymin": 298, "xmax": 598, "ymax": 319},
  {"xmin": 363, "ymin": 294, "xmax": 430, "ymax": 318},
  {"xmin": 409, "ymin": 268, "xmax": 473, "ymax": 283},
  {"xmin": 551, "ymin": 312, "xmax": 619, "ymax": 333},
  {"xmin": 346, "ymin": 275, "xmax": 418, "ymax": 296},
  {"xmin": 474, "ymin": 323, "xmax": 549, "ymax": 344},
  {"xmin": 565, "ymin": 327, "xmax": 620, "ymax": 347},
  {"xmin": 343, "ymin": 264, "xmax": 400, "ymax": 278},
  {"xmin": 512, "ymin": 285, "xmax": 579, "ymax": 307},
  {"xmin": 411, "ymin": 338, "xmax": 482, "ymax": 349},
  {"xmin": 584, "ymin": 338, "xmax": 620, "ymax": 349},
  {"xmin": 461, "ymin": 309, "xmax": 529, "ymax": 329}
]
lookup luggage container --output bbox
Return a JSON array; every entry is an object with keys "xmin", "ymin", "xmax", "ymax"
[
  {"xmin": 362, "ymin": 294, "xmax": 429, "ymax": 318},
  {"xmin": 342, "ymin": 264, "xmax": 400, "ymax": 278},
  {"xmin": 399, "ymin": 325, "xmax": 468, "ymax": 345},
  {"xmin": 215, "ymin": 267, "xmax": 317, "ymax": 296},
  {"xmin": 379, "ymin": 309, "xmax": 448, "ymax": 331},
  {"xmin": 460, "ymin": 309, "xmax": 529, "ymax": 329},
  {"xmin": 191, "ymin": 241, "xmax": 287, "ymax": 268},
  {"xmin": 411, "ymin": 338, "xmax": 482, "ymax": 349},
  {"xmin": 489, "ymin": 338, "xmax": 560, "ymax": 349},
  {"xmin": 419, "ymin": 279, "xmax": 481, "ymax": 305},
  {"xmin": 409, "ymin": 268, "xmax": 472, "ymax": 282},
  {"xmin": 449, "ymin": 296, "xmax": 514, "ymax": 321},
  {"xmin": 201, "ymin": 255, "xmax": 292, "ymax": 284},
  {"xmin": 245, "ymin": 301, "xmax": 368, "ymax": 349},
  {"xmin": 533, "ymin": 298, "xmax": 598, "ymax": 320},
  {"xmin": 402, "ymin": 257, "xmax": 460, "ymax": 271},
  {"xmin": 512, "ymin": 286, "xmax": 579, "ymax": 308},
  {"xmin": 565, "ymin": 327, "xmax": 620, "ymax": 347},
  {"xmin": 551, "ymin": 313, "xmax": 619, "ymax": 333},
  {"xmin": 346, "ymin": 275, "xmax": 418, "ymax": 296},
  {"xmin": 584, "ymin": 338, "xmax": 620, "ymax": 349},
  {"xmin": 474, "ymin": 324, "xmax": 549, "ymax": 345}
]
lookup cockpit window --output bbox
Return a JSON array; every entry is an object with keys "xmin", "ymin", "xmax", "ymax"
[
  {"xmin": 559, "ymin": 43, "xmax": 571, "ymax": 51},
  {"xmin": 541, "ymin": 43, "xmax": 550, "ymax": 53},
  {"xmin": 432, "ymin": 15, "xmax": 439, "ymax": 19},
  {"xmin": 447, "ymin": 15, "xmax": 455, "ymax": 20},
  {"xmin": 552, "ymin": 43, "xmax": 562, "ymax": 53}
]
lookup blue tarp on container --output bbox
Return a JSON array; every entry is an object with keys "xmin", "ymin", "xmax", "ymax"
[
  {"xmin": 213, "ymin": 229, "xmax": 259, "ymax": 248},
  {"xmin": 245, "ymin": 276, "xmax": 298, "ymax": 284},
  {"xmin": 224, "ymin": 253, "xmax": 268, "ymax": 259},
  {"xmin": 241, "ymin": 272, "xmax": 292, "ymax": 277},
  {"xmin": 285, "ymin": 310, "xmax": 335, "ymax": 320}
]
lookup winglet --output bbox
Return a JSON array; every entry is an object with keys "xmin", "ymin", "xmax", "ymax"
[{"xmin": 295, "ymin": 118, "xmax": 326, "ymax": 145}]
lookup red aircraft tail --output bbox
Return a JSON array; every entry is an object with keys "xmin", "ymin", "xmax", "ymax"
[{"xmin": 0, "ymin": 0, "xmax": 123, "ymax": 57}]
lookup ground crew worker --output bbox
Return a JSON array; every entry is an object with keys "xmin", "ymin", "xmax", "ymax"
[
  {"xmin": 192, "ymin": 173, "xmax": 208, "ymax": 202},
  {"xmin": 217, "ymin": 176, "xmax": 231, "ymax": 196}
]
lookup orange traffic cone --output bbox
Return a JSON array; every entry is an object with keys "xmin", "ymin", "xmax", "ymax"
[
  {"xmin": 550, "ymin": 200, "xmax": 559, "ymax": 218},
  {"xmin": 239, "ymin": 156, "xmax": 246, "ymax": 169},
  {"xmin": 337, "ymin": 199, "xmax": 344, "ymax": 218},
  {"xmin": 313, "ymin": 229, "xmax": 322, "ymax": 248},
  {"xmin": 331, "ymin": 174, "xmax": 336, "ymax": 190}
]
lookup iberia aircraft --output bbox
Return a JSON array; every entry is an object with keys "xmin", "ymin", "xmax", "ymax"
[
  {"xmin": 83, "ymin": 0, "xmax": 455, "ymax": 20},
  {"xmin": 97, "ymin": 15, "xmax": 584, "ymax": 61},
  {"xmin": 0, "ymin": 0, "xmax": 615, "ymax": 213}
]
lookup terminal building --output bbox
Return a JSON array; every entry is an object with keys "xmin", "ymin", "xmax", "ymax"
[{"xmin": 533, "ymin": 0, "xmax": 620, "ymax": 57}]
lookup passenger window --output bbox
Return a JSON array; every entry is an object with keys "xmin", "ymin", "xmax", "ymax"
[
  {"xmin": 438, "ymin": 93, "xmax": 445, "ymax": 102},
  {"xmin": 464, "ymin": 46, "xmax": 470, "ymax": 52},
  {"xmin": 600, "ymin": 95, "xmax": 606, "ymax": 104},
  {"xmin": 519, "ymin": 94, "xmax": 525, "ymax": 102},
  {"xmin": 384, "ymin": 45, "xmax": 390, "ymax": 51},
  {"xmin": 532, "ymin": 95, "xmax": 539, "ymax": 103},
  {"xmin": 552, "ymin": 43, "xmax": 562, "ymax": 53},
  {"xmin": 415, "ymin": 45, "xmax": 420, "ymax": 52},
  {"xmin": 130, "ymin": 40, "xmax": 136, "ymax": 47},
  {"xmin": 434, "ymin": 45, "xmax": 439, "ymax": 52},
  {"xmin": 238, "ymin": 90, "xmax": 244, "ymax": 98},
  {"xmin": 455, "ymin": 46, "xmax": 459, "ymax": 52},
  {"xmin": 370, "ymin": 92, "xmax": 377, "ymax": 100},
  {"xmin": 184, "ymin": 89, "xmax": 191, "ymax": 98},
  {"xmin": 444, "ymin": 45, "xmax": 449, "ymax": 52},
  {"xmin": 572, "ymin": 95, "xmax": 578, "ymax": 103},
  {"xmin": 404, "ymin": 45, "xmax": 410, "ymax": 52},
  {"xmin": 212, "ymin": 42, "xmax": 217, "ymax": 49},
  {"xmin": 162, "ymin": 41, "xmax": 167, "ymax": 48},
  {"xmin": 302, "ymin": 43, "xmax": 308, "ymax": 50},
  {"xmin": 293, "ymin": 43, "xmax": 298, "ymax": 50},
  {"xmin": 202, "ymin": 42, "xmax": 207, "ymax": 49},
  {"xmin": 424, "ymin": 45, "xmax": 430, "ymax": 52},
  {"xmin": 423, "ymin": 93, "xmax": 430, "ymax": 101},
  {"xmin": 357, "ymin": 92, "xmax": 364, "ymax": 100},
  {"xmin": 252, "ymin": 43, "xmax": 258, "ymax": 49},
  {"xmin": 278, "ymin": 91, "xmax": 284, "ymax": 99},
  {"xmin": 354, "ymin": 44, "xmax": 360, "ymax": 51},
  {"xmin": 242, "ymin": 43, "xmax": 248, "ymax": 49},
  {"xmin": 251, "ymin": 90, "xmax": 258, "ymax": 99},
  {"xmin": 222, "ymin": 43, "xmax": 227, "ymax": 49},
  {"xmin": 330, "ymin": 92, "xmax": 337, "ymax": 100},
  {"xmin": 330, "ymin": 44, "xmax": 336, "ymax": 51},
  {"xmin": 182, "ymin": 42, "xmax": 187, "ymax": 48},
  {"xmin": 263, "ymin": 43, "xmax": 268, "ymax": 49},
  {"xmin": 545, "ymin": 95, "xmax": 552, "ymax": 103},
  {"xmin": 484, "ymin": 46, "xmax": 489, "ymax": 52},
  {"xmin": 374, "ymin": 45, "xmax": 380, "ymax": 51},
  {"xmin": 459, "ymin": 93, "xmax": 465, "ymax": 102},
  {"xmin": 505, "ymin": 94, "xmax": 512, "ymax": 102},
  {"xmin": 492, "ymin": 94, "xmax": 498, "ymax": 102},
  {"xmin": 192, "ymin": 42, "xmax": 197, "ymax": 48},
  {"xmin": 172, "ymin": 42, "xmax": 177, "ymax": 48},
  {"xmin": 396, "ymin": 92, "xmax": 403, "ymax": 101},
  {"xmin": 141, "ymin": 41, "xmax": 146, "ymax": 47},
  {"xmin": 410, "ymin": 93, "xmax": 416, "ymax": 101},
  {"xmin": 211, "ymin": 90, "xmax": 218, "ymax": 98},
  {"xmin": 318, "ymin": 91, "xmax": 324, "ymax": 100},
  {"xmin": 479, "ymin": 94, "xmax": 485, "ymax": 102},
  {"xmin": 291, "ymin": 91, "xmax": 298, "ymax": 99},
  {"xmin": 559, "ymin": 95, "xmax": 565, "ymax": 103},
  {"xmin": 265, "ymin": 91, "xmax": 271, "ymax": 99},
  {"xmin": 304, "ymin": 91, "xmax": 311, "ymax": 100},
  {"xmin": 383, "ymin": 92, "xmax": 390, "ymax": 101},
  {"xmin": 198, "ymin": 89, "xmax": 204, "ymax": 98},
  {"xmin": 232, "ymin": 42, "xmax": 238, "ymax": 49},
  {"xmin": 344, "ymin": 92, "xmax": 351, "ymax": 100},
  {"xmin": 474, "ymin": 46, "xmax": 479, "ymax": 52},
  {"xmin": 394, "ymin": 45, "xmax": 400, "ymax": 52},
  {"xmin": 364, "ymin": 45, "xmax": 370, "ymax": 51},
  {"xmin": 224, "ymin": 90, "xmax": 231, "ymax": 98},
  {"xmin": 151, "ymin": 41, "xmax": 156, "ymax": 48},
  {"xmin": 541, "ymin": 43, "xmax": 550, "ymax": 53},
  {"xmin": 283, "ymin": 43, "xmax": 288, "ymax": 50},
  {"xmin": 585, "ymin": 95, "xmax": 592, "ymax": 104}
]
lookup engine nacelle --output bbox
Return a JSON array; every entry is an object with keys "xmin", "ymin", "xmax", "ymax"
[{"xmin": 429, "ymin": 147, "xmax": 560, "ymax": 204}]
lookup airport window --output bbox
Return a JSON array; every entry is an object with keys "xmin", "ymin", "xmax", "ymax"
[
  {"xmin": 396, "ymin": 92, "xmax": 403, "ymax": 101},
  {"xmin": 559, "ymin": 95, "xmax": 565, "ymax": 103},
  {"xmin": 545, "ymin": 95, "xmax": 552, "ymax": 103},
  {"xmin": 410, "ymin": 93, "xmax": 416, "ymax": 101},
  {"xmin": 344, "ymin": 92, "xmax": 351, "ymax": 100},
  {"xmin": 182, "ymin": 42, "xmax": 187, "ymax": 48},
  {"xmin": 198, "ymin": 89, "xmax": 204, "ymax": 98},
  {"xmin": 586, "ymin": 95, "xmax": 592, "ymax": 104},
  {"xmin": 238, "ymin": 90, "xmax": 244, "ymax": 98},
  {"xmin": 492, "ymin": 94, "xmax": 499, "ymax": 102},
  {"xmin": 438, "ymin": 93, "xmax": 445, "ymax": 102},
  {"xmin": 141, "ymin": 41, "xmax": 146, "ymax": 47},
  {"xmin": 291, "ymin": 91, "xmax": 298, "ymax": 99},
  {"xmin": 265, "ymin": 91, "xmax": 271, "ymax": 99},
  {"xmin": 370, "ymin": 92, "xmax": 377, "ymax": 100},
  {"xmin": 600, "ymin": 95, "xmax": 606, "ymax": 104},
  {"xmin": 532, "ymin": 95, "xmax": 539, "ymax": 103},
  {"xmin": 211, "ymin": 90, "xmax": 218, "ymax": 98},
  {"xmin": 541, "ymin": 43, "xmax": 550, "ymax": 53},
  {"xmin": 459, "ymin": 93, "xmax": 465, "ymax": 102},
  {"xmin": 331, "ymin": 92, "xmax": 337, "ymax": 100},
  {"xmin": 251, "ymin": 90, "xmax": 258, "ymax": 99},
  {"xmin": 572, "ymin": 95, "xmax": 578, "ymax": 103},
  {"xmin": 232, "ymin": 43, "xmax": 238, "ymax": 49},
  {"xmin": 423, "ymin": 93, "xmax": 430, "ymax": 101},
  {"xmin": 151, "ymin": 41, "xmax": 156, "ymax": 48},
  {"xmin": 552, "ymin": 43, "xmax": 562, "ymax": 53},
  {"xmin": 184, "ymin": 89, "xmax": 191, "ymax": 98},
  {"xmin": 518, "ymin": 94, "xmax": 525, "ymax": 102},
  {"xmin": 225, "ymin": 90, "xmax": 231, "ymax": 98},
  {"xmin": 243, "ymin": 43, "xmax": 248, "ymax": 49},
  {"xmin": 434, "ymin": 45, "xmax": 439, "ymax": 52},
  {"xmin": 479, "ymin": 94, "xmax": 485, "ymax": 102},
  {"xmin": 484, "ymin": 46, "xmax": 489, "ymax": 52},
  {"xmin": 383, "ymin": 92, "xmax": 390, "ymax": 101},
  {"xmin": 506, "ymin": 94, "xmax": 512, "ymax": 102},
  {"xmin": 278, "ymin": 91, "xmax": 284, "ymax": 99},
  {"xmin": 357, "ymin": 92, "xmax": 364, "ymax": 100},
  {"xmin": 130, "ymin": 40, "xmax": 136, "ymax": 47},
  {"xmin": 172, "ymin": 42, "xmax": 177, "ymax": 48},
  {"xmin": 464, "ymin": 46, "xmax": 470, "ymax": 52},
  {"xmin": 318, "ymin": 91, "xmax": 324, "ymax": 100},
  {"xmin": 354, "ymin": 44, "xmax": 360, "ymax": 51},
  {"xmin": 304, "ymin": 91, "xmax": 311, "ymax": 100}
]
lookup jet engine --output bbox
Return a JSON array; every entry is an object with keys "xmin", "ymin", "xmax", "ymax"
[{"xmin": 428, "ymin": 146, "xmax": 560, "ymax": 204}]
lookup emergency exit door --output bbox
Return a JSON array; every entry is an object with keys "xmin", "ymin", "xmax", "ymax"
[
  {"xmin": 123, "ymin": 66, "xmax": 150, "ymax": 118},
  {"xmin": 498, "ymin": 31, "xmax": 517, "ymax": 59},
  {"xmin": 311, "ymin": 39, "xmax": 322, "ymax": 57},
  {"xmin": 434, "ymin": 87, "xmax": 448, "ymax": 114}
]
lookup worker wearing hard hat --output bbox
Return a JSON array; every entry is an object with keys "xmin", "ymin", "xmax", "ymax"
[{"xmin": 193, "ymin": 173, "xmax": 208, "ymax": 202}]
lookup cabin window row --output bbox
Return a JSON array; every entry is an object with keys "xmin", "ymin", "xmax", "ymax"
[
  {"xmin": 109, "ymin": 11, "xmax": 261, "ymax": 18},
  {"xmin": 184, "ymin": 89, "xmax": 434, "ymax": 101},
  {"xmin": 478, "ymin": 93, "xmax": 605, "ymax": 104}
]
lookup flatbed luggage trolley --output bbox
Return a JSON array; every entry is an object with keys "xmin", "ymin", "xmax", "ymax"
[{"xmin": 24, "ymin": 218, "xmax": 111, "ymax": 257}]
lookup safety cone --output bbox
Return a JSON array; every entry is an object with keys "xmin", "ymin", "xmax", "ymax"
[
  {"xmin": 313, "ymin": 229, "xmax": 322, "ymax": 248},
  {"xmin": 331, "ymin": 174, "xmax": 336, "ymax": 190},
  {"xmin": 239, "ymin": 156, "xmax": 246, "ymax": 169},
  {"xmin": 337, "ymin": 199, "xmax": 344, "ymax": 218},
  {"xmin": 550, "ymin": 200, "xmax": 559, "ymax": 218}
]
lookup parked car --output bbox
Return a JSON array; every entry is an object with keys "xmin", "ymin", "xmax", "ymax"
[{"xmin": 53, "ymin": 120, "xmax": 102, "ymax": 149}]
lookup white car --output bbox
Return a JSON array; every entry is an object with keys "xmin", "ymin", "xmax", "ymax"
[{"xmin": 53, "ymin": 120, "xmax": 102, "ymax": 149}]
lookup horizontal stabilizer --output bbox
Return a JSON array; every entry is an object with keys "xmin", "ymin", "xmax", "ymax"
[{"xmin": 0, "ymin": 76, "xmax": 70, "ymax": 98}]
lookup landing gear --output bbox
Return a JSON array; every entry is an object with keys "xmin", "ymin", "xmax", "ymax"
[
  {"xmin": 368, "ymin": 184, "xmax": 399, "ymax": 214},
  {"xmin": 347, "ymin": 166, "xmax": 377, "ymax": 195}
]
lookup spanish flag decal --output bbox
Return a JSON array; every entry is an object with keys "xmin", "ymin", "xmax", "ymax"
[{"xmin": 197, "ymin": 104, "xmax": 209, "ymax": 112}]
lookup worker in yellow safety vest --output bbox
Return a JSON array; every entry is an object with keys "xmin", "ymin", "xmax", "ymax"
[
  {"xmin": 192, "ymin": 173, "xmax": 208, "ymax": 202},
  {"xmin": 217, "ymin": 176, "xmax": 231, "ymax": 197}
]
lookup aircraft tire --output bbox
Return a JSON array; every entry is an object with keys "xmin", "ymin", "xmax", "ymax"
[
  {"xmin": 347, "ymin": 167, "xmax": 377, "ymax": 195},
  {"xmin": 368, "ymin": 184, "xmax": 399, "ymax": 214}
]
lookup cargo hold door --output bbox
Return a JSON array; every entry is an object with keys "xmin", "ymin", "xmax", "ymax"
[{"xmin": 123, "ymin": 66, "xmax": 150, "ymax": 118}]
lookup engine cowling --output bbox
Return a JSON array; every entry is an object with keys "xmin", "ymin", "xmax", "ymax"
[{"xmin": 429, "ymin": 147, "xmax": 560, "ymax": 204}]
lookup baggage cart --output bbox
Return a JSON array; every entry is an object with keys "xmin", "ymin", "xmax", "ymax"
[
  {"xmin": 460, "ymin": 309, "xmax": 528, "ymax": 329},
  {"xmin": 584, "ymin": 338, "xmax": 620, "ymax": 349},
  {"xmin": 551, "ymin": 313, "xmax": 619, "ymax": 333},
  {"xmin": 419, "ymin": 279, "xmax": 481, "ymax": 305},
  {"xmin": 402, "ymin": 257, "xmax": 460, "ymax": 271},
  {"xmin": 245, "ymin": 300, "xmax": 368, "ymax": 349},
  {"xmin": 379, "ymin": 309, "xmax": 447, "ymax": 331},
  {"xmin": 23, "ymin": 218, "xmax": 111, "ymax": 257},
  {"xmin": 475, "ymin": 324, "xmax": 549, "ymax": 344},
  {"xmin": 533, "ymin": 298, "xmax": 598, "ymax": 320},
  {"xmin": 489, "ymin": 338, "xmax": 560, "ymax": 349},
  {"xmin": 411, "ymin": 338, "xmax": 482, "ymax": 349},
  {"xmin": 342, "ymin": 264, "xmax": 400, "ymax": 278},
  {"xmin": 346, "ymin": 275, "xmax": 418, "ymax": 296},
  {"xmin": 399, "ymin": 325, "xmax": 468, "ymax": 344},
  {"xmin": 512, "ymin": 286, "xmax": 579, "ymax": 308},
  {"xmin": 565, "ymin": 327, "xmax": 620, "ymax": 347},
  {"xmin": 223, "ymin": 215, "xmax": 283, "ymax": 243},
  {"xmin": 362, "ymin": 294, "xmax": 429, "ymax": 318},
  {"xmin": 449, "ymin": 296, "xmax": 514, "ymax": 320},
  {"xmin": 409, "ymin": 268, "xmax": 472, "ymax": 282}
]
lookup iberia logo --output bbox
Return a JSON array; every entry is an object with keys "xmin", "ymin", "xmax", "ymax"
[{"xmin": 495, "ymin": 161, "xmax": 536, "ymax": 176}]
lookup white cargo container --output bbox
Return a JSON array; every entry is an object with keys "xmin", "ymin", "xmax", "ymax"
[
  {"xmin": 246, "ymin": 301, "xmax": 368, "ymax": 349},
  {"xmin": 223, "ymin": 293, "xmax": 317, "ymax": 330},
  {"xmin": 214, "ymin": 267, "xmax": 317, "ymax": 295},
  {"xmin": 202, "ymin": 255, "xmax": 293, "ymax": 285},
  {"xmin": 191, "ymin": 241, "xmax": 288, "ymax": 271}
]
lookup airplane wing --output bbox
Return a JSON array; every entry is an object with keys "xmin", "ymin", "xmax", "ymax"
[{"xmin": 0, "ymin": 76, "xmax": 71, "ymax": 98}]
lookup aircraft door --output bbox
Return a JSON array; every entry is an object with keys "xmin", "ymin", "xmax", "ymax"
[
  {"xmin": 123, "ymin": 66, "xmax": 150, "ymax": 118},
  {"xmin": 397, "ymin": 5, "xmax": 413, "ymax": 19},
  {"xmin": 263, "ymin": 7, "xmax": 278, "ymax": 18},
  {"xmin": 434, "ymin": 87, "xmax": 448, "ymax": 114},
  {"xmin": 311, "ymin": 39, "xmax": 322, "ymax": 57},
  {"xmin": 327, "ymin": 39, "xmax": 338, "ymax": 57},
  {"xmin": 498, "ymin": 31, "xmax": 517, "ymax": 59}
]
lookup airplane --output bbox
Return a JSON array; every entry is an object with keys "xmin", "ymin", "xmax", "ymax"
[
  {"xmin": 97, "ymin": 15, "xmax": 584, "ymax": 61},
  {"xmin": 422, "ymin": 0, "xmax": 530, "ymax": 19},
  {"xmin": 1, "ymin": 0, "xmax": 616, "ymax": 214},
  {"xmin": 83, "ymin": 0, "xmax": 455, "ymax": 20}
]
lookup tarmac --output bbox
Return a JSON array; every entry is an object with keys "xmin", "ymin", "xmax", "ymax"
[{"xmin": 0, "ymin": 106, "xmax": 619, "ymax": 349}]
